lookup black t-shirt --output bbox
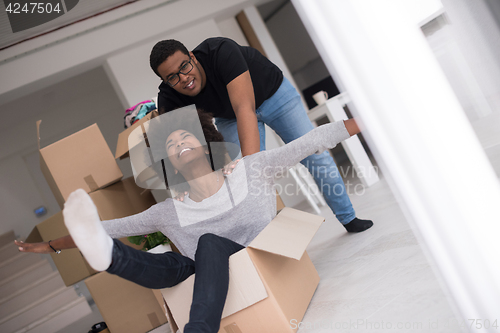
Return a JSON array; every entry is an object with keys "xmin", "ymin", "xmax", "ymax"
[{"xmin": 157, "ymin": 37, "xmax": 283, "ymax": 119}]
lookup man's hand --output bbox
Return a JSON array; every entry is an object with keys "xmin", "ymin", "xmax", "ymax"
[
  {"xmin": 227, "ymin": 71, "xmax": 260, "ymax": 156},
  {"xmin": 223, "ymin": 159, "xmax": 241, "ymax": 175},
  {"xmin": 173, "ymin": 191, "xmax": 189, "ymax": 202}
]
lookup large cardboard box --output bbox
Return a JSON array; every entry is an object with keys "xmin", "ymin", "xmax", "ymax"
[
  {"xmin": 26, "ymin": 177, "xmax": 156, "ymax": 286},
  {"xmin": 85, "ymin": 272, "xmax": 168, "ymax": 333},
  {"xmin": 115, "ymin": 110, "xmax": 158, "ymax": 160},
  {"xmin": 37, "ymin": 121, "xmax": 123, "ymax": 208},
  {"xmin": 161, "ymin": 207, "xmax": 324, "ymax": 333}
]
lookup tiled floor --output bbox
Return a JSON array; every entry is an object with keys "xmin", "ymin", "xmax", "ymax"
[
  {"xmin": 57, "ymin": 165, "xmax": 464, "ymax": 333},
  {"xmin": 294, "ymin": 173, "xmax": 464, "ymax": 333}
]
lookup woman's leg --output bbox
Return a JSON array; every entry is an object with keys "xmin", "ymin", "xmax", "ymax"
[
  {"xmin": 106, "ymin": 239, "xmax": 195, "ymax": 289},
  {"xmin": 64, "ymin": 190, "xmax": 242, "ymax": 331},
  {"xmin": 110, "ymin": 234, "xmax": 243, "ymax": 333},
  {"xmin": 184, "ymin": 233, "xmax": 244, "ymax": 333},
  {"xmin": 63, "ymin": 189, "xmax": 195, "ymax": 289}
]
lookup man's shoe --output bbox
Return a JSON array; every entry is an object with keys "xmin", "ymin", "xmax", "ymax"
[{"xmin": 344, "ymin": 218, "xmax": 373, "ymax": 233}]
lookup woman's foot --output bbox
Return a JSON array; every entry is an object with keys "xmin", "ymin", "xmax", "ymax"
[{"xmin": 63, "ymin": 189, "xmax": 113, "ymax": 271}]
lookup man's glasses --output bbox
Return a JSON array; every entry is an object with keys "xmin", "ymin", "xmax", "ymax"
[{"xmin": 165, "ymin": 59, "xmax": 194, "ymax": 87}]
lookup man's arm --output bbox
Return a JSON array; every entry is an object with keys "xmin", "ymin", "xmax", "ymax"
[{"xmin": 226, "ymin": 70, "xmax": 260, "ymax": 156}]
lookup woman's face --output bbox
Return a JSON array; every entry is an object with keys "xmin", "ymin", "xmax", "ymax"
[{"xmin": 165, "ymin": 130, "xmax": 206, "ymax": 171}]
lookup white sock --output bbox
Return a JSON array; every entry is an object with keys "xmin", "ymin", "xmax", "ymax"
[{"xmin": 63, "ymin": 189, "xmax": 113, "ymax": 271}]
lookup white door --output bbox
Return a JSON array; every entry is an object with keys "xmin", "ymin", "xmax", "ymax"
[{"xmin": 292, "ymin": 0, "xmax": 500, "ymax": 328}]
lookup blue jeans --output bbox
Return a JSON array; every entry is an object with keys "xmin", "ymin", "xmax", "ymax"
[
  {"xmin": 107, "ymin": 235, "xmax": 244, "ymax": 333},
  {"xmin": 215, "ymin": 78, "xmax": 355, "ymax": 224}
]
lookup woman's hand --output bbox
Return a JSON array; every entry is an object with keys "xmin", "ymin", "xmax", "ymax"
[
  {"xmin": 344, "ymin": 119, "xmax": 361, "ymax": 136},
  {"xmin": 15, "ymin": 240, "xmax": 52, "ymax": 254}
]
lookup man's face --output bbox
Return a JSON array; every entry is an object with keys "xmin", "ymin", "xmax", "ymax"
[{"xmin": 157, "ymin": 50, "xmax": 205, "ymax": 97}]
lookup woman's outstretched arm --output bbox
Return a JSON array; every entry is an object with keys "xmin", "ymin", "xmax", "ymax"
[
  {"xmin": 15, "ymin": 235, "xmax": 76, "ymax": 254},
  {"xmin": 261, "ymin": 119, "xmax": 361, "ymax": 178}
]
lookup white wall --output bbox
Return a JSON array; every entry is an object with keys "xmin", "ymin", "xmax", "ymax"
[
  {"xmin": 0, "ymin": 156, "xmax": 46, "ymax": 239},
  {"xmin": 0, "ymin": 67, "xmax": 128, "ymax": 237},
  {"xmin": 216, "ymin": 16, "xmax": 249, "ymax": 46},
  {"xmin": 423, "ymin": 0, "xmax": 500, "ymax": 176}
]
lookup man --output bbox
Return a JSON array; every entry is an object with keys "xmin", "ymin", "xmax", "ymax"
[{"xmin": 150, "ymin": 37, "xmax": 373, "ymax": 232}]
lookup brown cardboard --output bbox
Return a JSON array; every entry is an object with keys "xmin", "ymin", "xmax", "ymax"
[
  {"xmin": 247, "ymin": 208, "xmax": 322, "ymax": 260},
  {"xmin": 26, "ymin": 211, "xmax": 97, "ymax": 286},
  {"xmin": 37, "ymin": 121, "xmax": 123, "ymax": 208},
  {"xmin": 26, "ymin": 177, "xmax": 157, "ymax": 285},
  {"xmin": 115, "ymin": 110, "xmax": 158, "ymax": 160},
  {"xmin": 276, "ymin": 192, "xmax": 285, "ymax": 211},
  {"xmin": 85, "ymin": 272, "xmax": 168, "ymax": 333},
  {"xmin": 161, "ymin": 207, "xmax": 324, "ymax": 333},
  {"xmin": 89, "ymin": 176, "xmax": 156, "ymax": 221}
]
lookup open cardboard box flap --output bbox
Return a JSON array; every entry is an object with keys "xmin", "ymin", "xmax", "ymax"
[
  {"xmin": 115, "ymin": 110, "xmax": 158, "ymax": 159},
  {"xmin": 161, "ymin": 207, "xmax": 324, "ymax": 332},
  {"xmin": 162, "ymin": 249, "xmax": 269, "ymax": 328},
  {"xmin": 248, "ymin": 207, "xmax": 325, "ymax": 260}
]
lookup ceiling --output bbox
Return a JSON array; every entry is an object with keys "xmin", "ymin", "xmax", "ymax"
[
  {"xmin": 0, "ymin": 0, "xmax": 144, "ymax": 49},
  {"xmin": 0, "ymin": 0, "xmax": 279, "ymax": 122}
]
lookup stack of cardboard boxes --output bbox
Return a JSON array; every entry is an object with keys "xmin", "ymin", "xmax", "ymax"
[{"xmin": 27, "ymin": 115, "xmax": 167, "ymax": 333}]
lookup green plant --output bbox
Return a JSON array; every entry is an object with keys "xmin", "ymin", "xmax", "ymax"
[{"xmin": 128, "ymin": 232, "xmax": 171, "ymax": 251}]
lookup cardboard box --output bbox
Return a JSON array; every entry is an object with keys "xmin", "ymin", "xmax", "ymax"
[
  {"xmin": 37, "ymin": 121, "xmax": 123, "ymax": 208},
  {"xmin": 115, "ymin": 110, "xmax": 158, "ymax": 160},
  {"xmin": 85, "ymin": 272, "xmax": 168, "ymax": 333},
  {"xmin": 26, "ymin": 211, "xmax": 97, "ymax": 286},
  {"xmin": 276, "ymin": 192, "xmax": 285, "ymax": 211},
  {"xmin": 26, "ymin": 177, "xmax": 157, "ymax": 286},
  {"xmin": 88, "ymin": 176, "xmax": 156, "ymax": 221},
  {"xmin": 161, "ymin": 207, "xmax": 324, "ymax": 333}
]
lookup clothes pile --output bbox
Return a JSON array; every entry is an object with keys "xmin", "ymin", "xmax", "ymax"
[{"xmin": 124, "ymin": 99, "xmax": 157, "ymax": 129}]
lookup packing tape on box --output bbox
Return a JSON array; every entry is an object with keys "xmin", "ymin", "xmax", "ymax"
[
  {"xmin": 223, "ymin": 323, "xmax": 243, "ymax": 333},
  {"xmin": 84, "ymin": 175, "xmax": 99, "ymax": 192}
]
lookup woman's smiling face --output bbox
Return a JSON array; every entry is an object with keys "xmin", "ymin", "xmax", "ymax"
[{"xmin": 166, "ymin": 130, "xmax": 206, "ymax": 171}]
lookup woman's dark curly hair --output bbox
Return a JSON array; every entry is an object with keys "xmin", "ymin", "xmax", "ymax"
[{"xmin": 146, "ymin": 108, "xmax": 228, "ymax": 192}]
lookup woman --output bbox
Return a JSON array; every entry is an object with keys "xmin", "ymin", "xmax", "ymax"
[{"xmin": 16, "ymin": 106, "xmax": 362, "ymax": 333}]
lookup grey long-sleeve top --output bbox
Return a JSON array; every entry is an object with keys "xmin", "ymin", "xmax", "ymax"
[{"xmin": 101, "ymin": 121, "xmax": 351, "ymax": 260}]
